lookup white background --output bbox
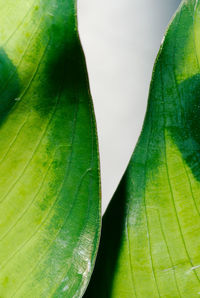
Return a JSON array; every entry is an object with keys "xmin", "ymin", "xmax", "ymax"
[{"xmin": 78, "ymin": 0, "xmax": 181, "ymax": 213}]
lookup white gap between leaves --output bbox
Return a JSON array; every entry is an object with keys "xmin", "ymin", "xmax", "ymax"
[{"xmin": 78, "ymin": 0, "xmax": 181, "ymax": 214}]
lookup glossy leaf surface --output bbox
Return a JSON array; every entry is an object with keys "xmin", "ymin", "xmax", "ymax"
[
  {"xmin": 85, "ymin": 0, "xmax": 200, "ymax": 297},
  {"xmin": 0, "ymin": 0, "xmax": 100, "ymax": 297}
]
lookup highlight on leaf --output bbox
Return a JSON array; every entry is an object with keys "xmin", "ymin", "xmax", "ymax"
[
  {"xmin": 85, "ymin": 0, "xmax": 200, "ymax": 297},
  {"xmin": 0, "ymin": 0, "xmax": 100, "ymax": 297}
]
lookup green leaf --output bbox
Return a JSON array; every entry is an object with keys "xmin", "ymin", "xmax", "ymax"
[
  {"xmin": 0, "ymin": 1, "xmax": 100, "ymax": 297},
  {"xmin": 85, "ymin": 0, "xmax": 200, "ymax": 297}
]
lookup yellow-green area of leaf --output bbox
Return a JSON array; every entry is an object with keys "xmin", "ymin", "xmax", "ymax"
[
  {"xmin": 0, "ymin": 0, "xmax": 100, "ymax": 297},
  {"xmin": 85, "ymin": 0, "xmax": 200, "ymax": 297}
]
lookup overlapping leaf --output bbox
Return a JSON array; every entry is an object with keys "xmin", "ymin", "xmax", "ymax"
[
  {"xmin": 0, "ymin": 0, "xmax": 100, "ymax": 297},
  {"xmin": 85, "ymin": 0, "xmax": 200, "ymax": 297}
]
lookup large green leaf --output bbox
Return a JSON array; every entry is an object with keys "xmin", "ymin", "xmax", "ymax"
[
  {"xmin": 0, "ymin": 0, "xmax": 100, "ymax": 297},
  {"xmin": 85, "ymin": 0, "xmax": 200, "ymax": 297}
]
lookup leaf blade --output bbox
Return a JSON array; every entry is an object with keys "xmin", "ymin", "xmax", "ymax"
[
  {"xmin": 0, "ymin": 0, "xmax": 100, "ymax": 297},
  {"xmin": 85, "ymin": 0, "xmax": 200, "ymax": 297}
]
